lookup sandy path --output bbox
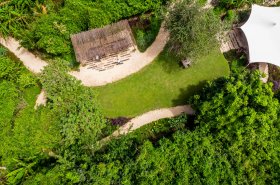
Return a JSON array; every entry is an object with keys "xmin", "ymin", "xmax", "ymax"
[
  {"xmin": 70, "ymin": 25, "xmax": 169, "ymax": 87},
  {"xmin": 0, "ymin": 37, "xmax": 47, "ymax": 73},
  {"xmin": 0, "ymin": 25, "xmax": 169, "ymax": 86},
  {"xmin": 101, "ymin": 105, "xmax": 195, "ymax": 142},
  {"xmin": 259, "ymin": 63, "xmax": 269, "ymax": 83},
  {"xmin": 34, "ymin": 90, "xmax": 47, "ymax": 109}
]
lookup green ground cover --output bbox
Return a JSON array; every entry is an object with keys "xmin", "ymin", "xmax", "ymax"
[
  {"xmin": 95, "ymin": 48, "xmax": 230, "ymax": 118},
  {"xmin": 131, "ymin": 14, "xmax": 162, "ymax": 52},
  {"xmin": 0, "ymin": 46, "xmax": 61, "ymax": 176}
]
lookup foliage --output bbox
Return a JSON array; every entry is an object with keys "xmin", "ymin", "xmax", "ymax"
[
  {"xmin": 0, "ymin": 55, "xmax": 37, "ymax": 89},
  {"xmin": 80, "ymin": 71, "xmax": 280, "ymax": 184},
  {"xmin": 218, "ymin": 0, "xmax": 263, "ymax": 10},
  {"xmin": 0, "ymin": 0, "xmax": 55, "ymax": 37},
  {"xmin": 166, "ymin": 0, "xmax": 221, "ymax": 60},
  {"xmin": 19, "ymin": 0, "xmax": 167, "ymax": 64},
  {"xmin": 190, "ymin": 70, "xmax": 280, "ymax": 183},
  {"xmin": 87, "ymin": 0, "xmax": 164, "ymax": 28},
  {"xmin": 0, "ymin": 47, "xmax": 113, "ymax": 184},
  {"xmin": 0, "ymin": 47, "xmax": 59, "ymax": 185},
  {"xmin": 35, "ymin": 61, "xmax": 111, "ymax": 183},
  {"xmin": 126, "ymin": 113, "xmax": 189, "ymax": 142},
  {"xmin": 132, "ymin": 14, "xmax": 162, "ymax": 52},
  {"xmin": 215, "ymin": 0, "xmax": 264, "ymax": 22},
  {"xmin": 0, "ymin": 47, "xmax": 7, "ymax": 56}
]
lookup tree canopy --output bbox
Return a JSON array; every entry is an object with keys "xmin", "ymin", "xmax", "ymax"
[
  {"xmin": 5, "ymin": 69, "xmax": 279, "ymax": 184},
  {"xmin": 166, "ymin": 0, "xmax": 221, "ymax": 60},
  {"xmin": 1, "ymin": 1, "xmax": 280, "ymax": 184},
  {"xmin": 89, "ymin": 71, "xmax": 280, "ymax": 184}
]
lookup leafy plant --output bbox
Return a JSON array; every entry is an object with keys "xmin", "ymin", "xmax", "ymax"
[
  {"xmin": 0, "ymin": 0, "xmax": 53, "ymax": 37},
  {"xmin": 132, "ymin": 15, "xmax": 161, "ymax": 52},
  {"xmin": 0, "ymin": 47, "xmax": 7, "ymax": 56},
  {"xmin": 166, "ymin": 0, "xmax": 221, "ymax": 60}
]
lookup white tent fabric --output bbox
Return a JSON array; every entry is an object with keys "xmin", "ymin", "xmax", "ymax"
[{"xmin": 240, "ymin": 4, "xmax": 280, "ymax": 66}]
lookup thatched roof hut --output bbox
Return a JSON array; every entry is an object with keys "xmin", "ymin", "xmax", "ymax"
[{"xmin": 71, "ymin": 20, "xmax": 136, "ymax": 65}]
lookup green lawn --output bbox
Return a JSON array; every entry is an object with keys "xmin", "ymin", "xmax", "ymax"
[{"xmin": 94, "ymin": 49, "xmax": 229, "ymax": 118}]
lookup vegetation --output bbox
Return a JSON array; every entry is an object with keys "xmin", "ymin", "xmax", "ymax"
[
  {"xmin": 131, "ymin": 14, "xmax": 162, "ymax": 52},
  {"xmin": 217, "ymin": 0, "xmax": 263, "ymax": 10},
  {"xmin": 1, "ymin": 0, "xmax": 280, "ymax": 184},
  {"xmin": 166, "ymin": 0, "xmax": 221, "ymax": 60},
  {"xmin": 95, "ymin": 48, "xmax": 229, "ymax": 118},
  {"xmin": 0, "ymin": 0, "xmax": 50, "ymax": 37},
  {"xmin": 214, "ymin": 0, "xmax": 265, "ymax": 22},
  {"xmin": 0, "ymin": 54, "xmax": 114, "ymax": 184},
  {"xmin": 6, "ymin": 0, "xmax": 167, "ymax": 64},
  {"xmin": 14, "ymin": 70, "xmax": 278, "ymax": 184},
  {"xmin": 0, "ymin": 46, "xmax": 57, "ymax": 184}
]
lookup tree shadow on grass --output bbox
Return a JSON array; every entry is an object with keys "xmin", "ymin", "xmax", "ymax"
[
  {"xmin": 223, "ymin": 49, "xmax": 243, "ymax": 62},
  {"xmin": 172, "ymin": 80, "xmax": 207, "ymax": 106},
  {"xmin": 156, "ymin": 47, "xmax": 183, "ymax": 74}
]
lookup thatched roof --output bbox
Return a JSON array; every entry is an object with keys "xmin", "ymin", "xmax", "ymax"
[{"xmin": 71, "ymin": 20, "xmax": 136, "ymax": 65}]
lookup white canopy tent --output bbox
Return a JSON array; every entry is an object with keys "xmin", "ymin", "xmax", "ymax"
[{"xmin": 240, "ymin": 4, "xmax": 280, "ymax": 67}]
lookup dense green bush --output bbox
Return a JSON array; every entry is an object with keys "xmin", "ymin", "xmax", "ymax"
[
  {"xmin": 215, "ymin": 0, "xmax": 264, "ymax": 21},
  {"xmin": 1, "ymin": 56, "xmax": 114, "ymax": 184},
  {"xmin": 8, "ymin": 68, "xmax": 280, "ymax": 184},
  {"xmin": 0, "ymin": 0, "xmax": 55, "ymax": 37},
  {"xmin": 21, "ymin": 13, "xmax": 80, "ymax": 56},
  {"xmin": 218, "ymin": 0, "xmax": 263, "ymax": 10},
  {"xmin": 0, "ymin": 47, "xmax": 58, "ymax": 184},
  {"xmin": 0, "ymin": 56, "xmax": 37, "ymax": 89},
  {"xmin": 87, "ymin": 0, "xmax": 164, "ymax": 28},
  {"xmin": 19, "ymin": 0, "xmax": 167, "ymax": 63},
  {"xmin": 85, "ymin": 71, "xmax": 280, "ymax": 184},
  {"xmin": 132, "ymin": 14, "xmax": 162, "ymax": 52},
  {"xmin": 166, "ymin": 0, "xmax": 221, "ymax": 60}
]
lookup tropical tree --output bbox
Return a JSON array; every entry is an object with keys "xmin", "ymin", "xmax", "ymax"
[
  {"xmin": 0, "ymin": 0, "xmax": 50, "ymax": 37},
  {"xmin": 166, "ymin": 0, "xmax": 221, "ymax": 60},
  {"xmin": 79, "ymin": 71, "xmax": 280, "ymax": 184}
]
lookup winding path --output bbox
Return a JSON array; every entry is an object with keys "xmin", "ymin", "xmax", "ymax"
[
  {"xmin": 102, "ymin": 105, "xmax": 195, "ymax": 142},
  {"xmin": 0, "ymin": 37, "xmax": 47, "ymax": 73},
  {"xmin": 70, "ymin": 26, "xmax": 169, "ymax": 86},
  {"xmin": 0, "ymin": 24, "xmax": 169, "ymax": 87},
  {"xmin": 0, "ymin": 27, "xmax": 192, "ymax": 131}
]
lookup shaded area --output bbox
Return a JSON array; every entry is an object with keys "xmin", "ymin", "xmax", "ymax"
[{"xmin": 130, "ymin": 14, "xmax": 162, "ymax": 52}]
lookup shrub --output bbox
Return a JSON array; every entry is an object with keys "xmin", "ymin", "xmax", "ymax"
[
  {"xmin": 166, "ymin": 0, "xmax": 221, "ymax": 60},
  {"xmin": 218, "ymin": 0, "xmax": 263, "ymax": 10},
  {"xmin": 0, "ymin": 47, "xmax": 7, "ymax": 56},
  {"xmin": 132, "ymin": 15, "xmax": 162, "ymax": 52},
  {"xmin": 19, "ymin": 0, "xmax": 166, "ymax": 63}
]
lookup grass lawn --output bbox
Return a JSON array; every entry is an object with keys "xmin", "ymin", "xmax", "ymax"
[{"xmin": 94, "ymin": 48, "xmax": 230, "ymax": 118}]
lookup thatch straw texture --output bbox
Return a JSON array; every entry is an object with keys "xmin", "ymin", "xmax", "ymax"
[{"xmin": 71, "ymin": 20, "xmax": 136, "ymax": 65}]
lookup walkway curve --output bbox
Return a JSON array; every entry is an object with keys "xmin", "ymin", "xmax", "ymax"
[
  {"xmin": 70, "ymin": 26, "xmax": 169, "ymax": 86},
  {"xmin": 0, "ymin": 37, "xmax": 47, "ymax": 73},
  {"xmin": 34, "ymin": 90, "xmax": 47, "ymax": 109},
  {"xmin": 0, "ymin": 24, "xmax": 169, "ymax": 87},
  {"xmin": 102, "ymin": 105, "xmax": 195, "ymax": 142}
]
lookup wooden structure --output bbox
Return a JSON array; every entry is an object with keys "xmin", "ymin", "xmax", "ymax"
[
  {"xmin": 220, "ymin": 28, "xmax": 249, "ymax": 54},
  {"xmin": 71, "ymin": 20, "xmax": 136, "ymax": 71}
]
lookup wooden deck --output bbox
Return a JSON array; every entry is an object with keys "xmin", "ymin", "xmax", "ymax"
[
  {"xmin": 220, "ymin": 28, "xmax": 248, "ymax": 55},
  {"xmin": 85, "ymin": 47, "xmax": 135, "ymax": 71}
]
